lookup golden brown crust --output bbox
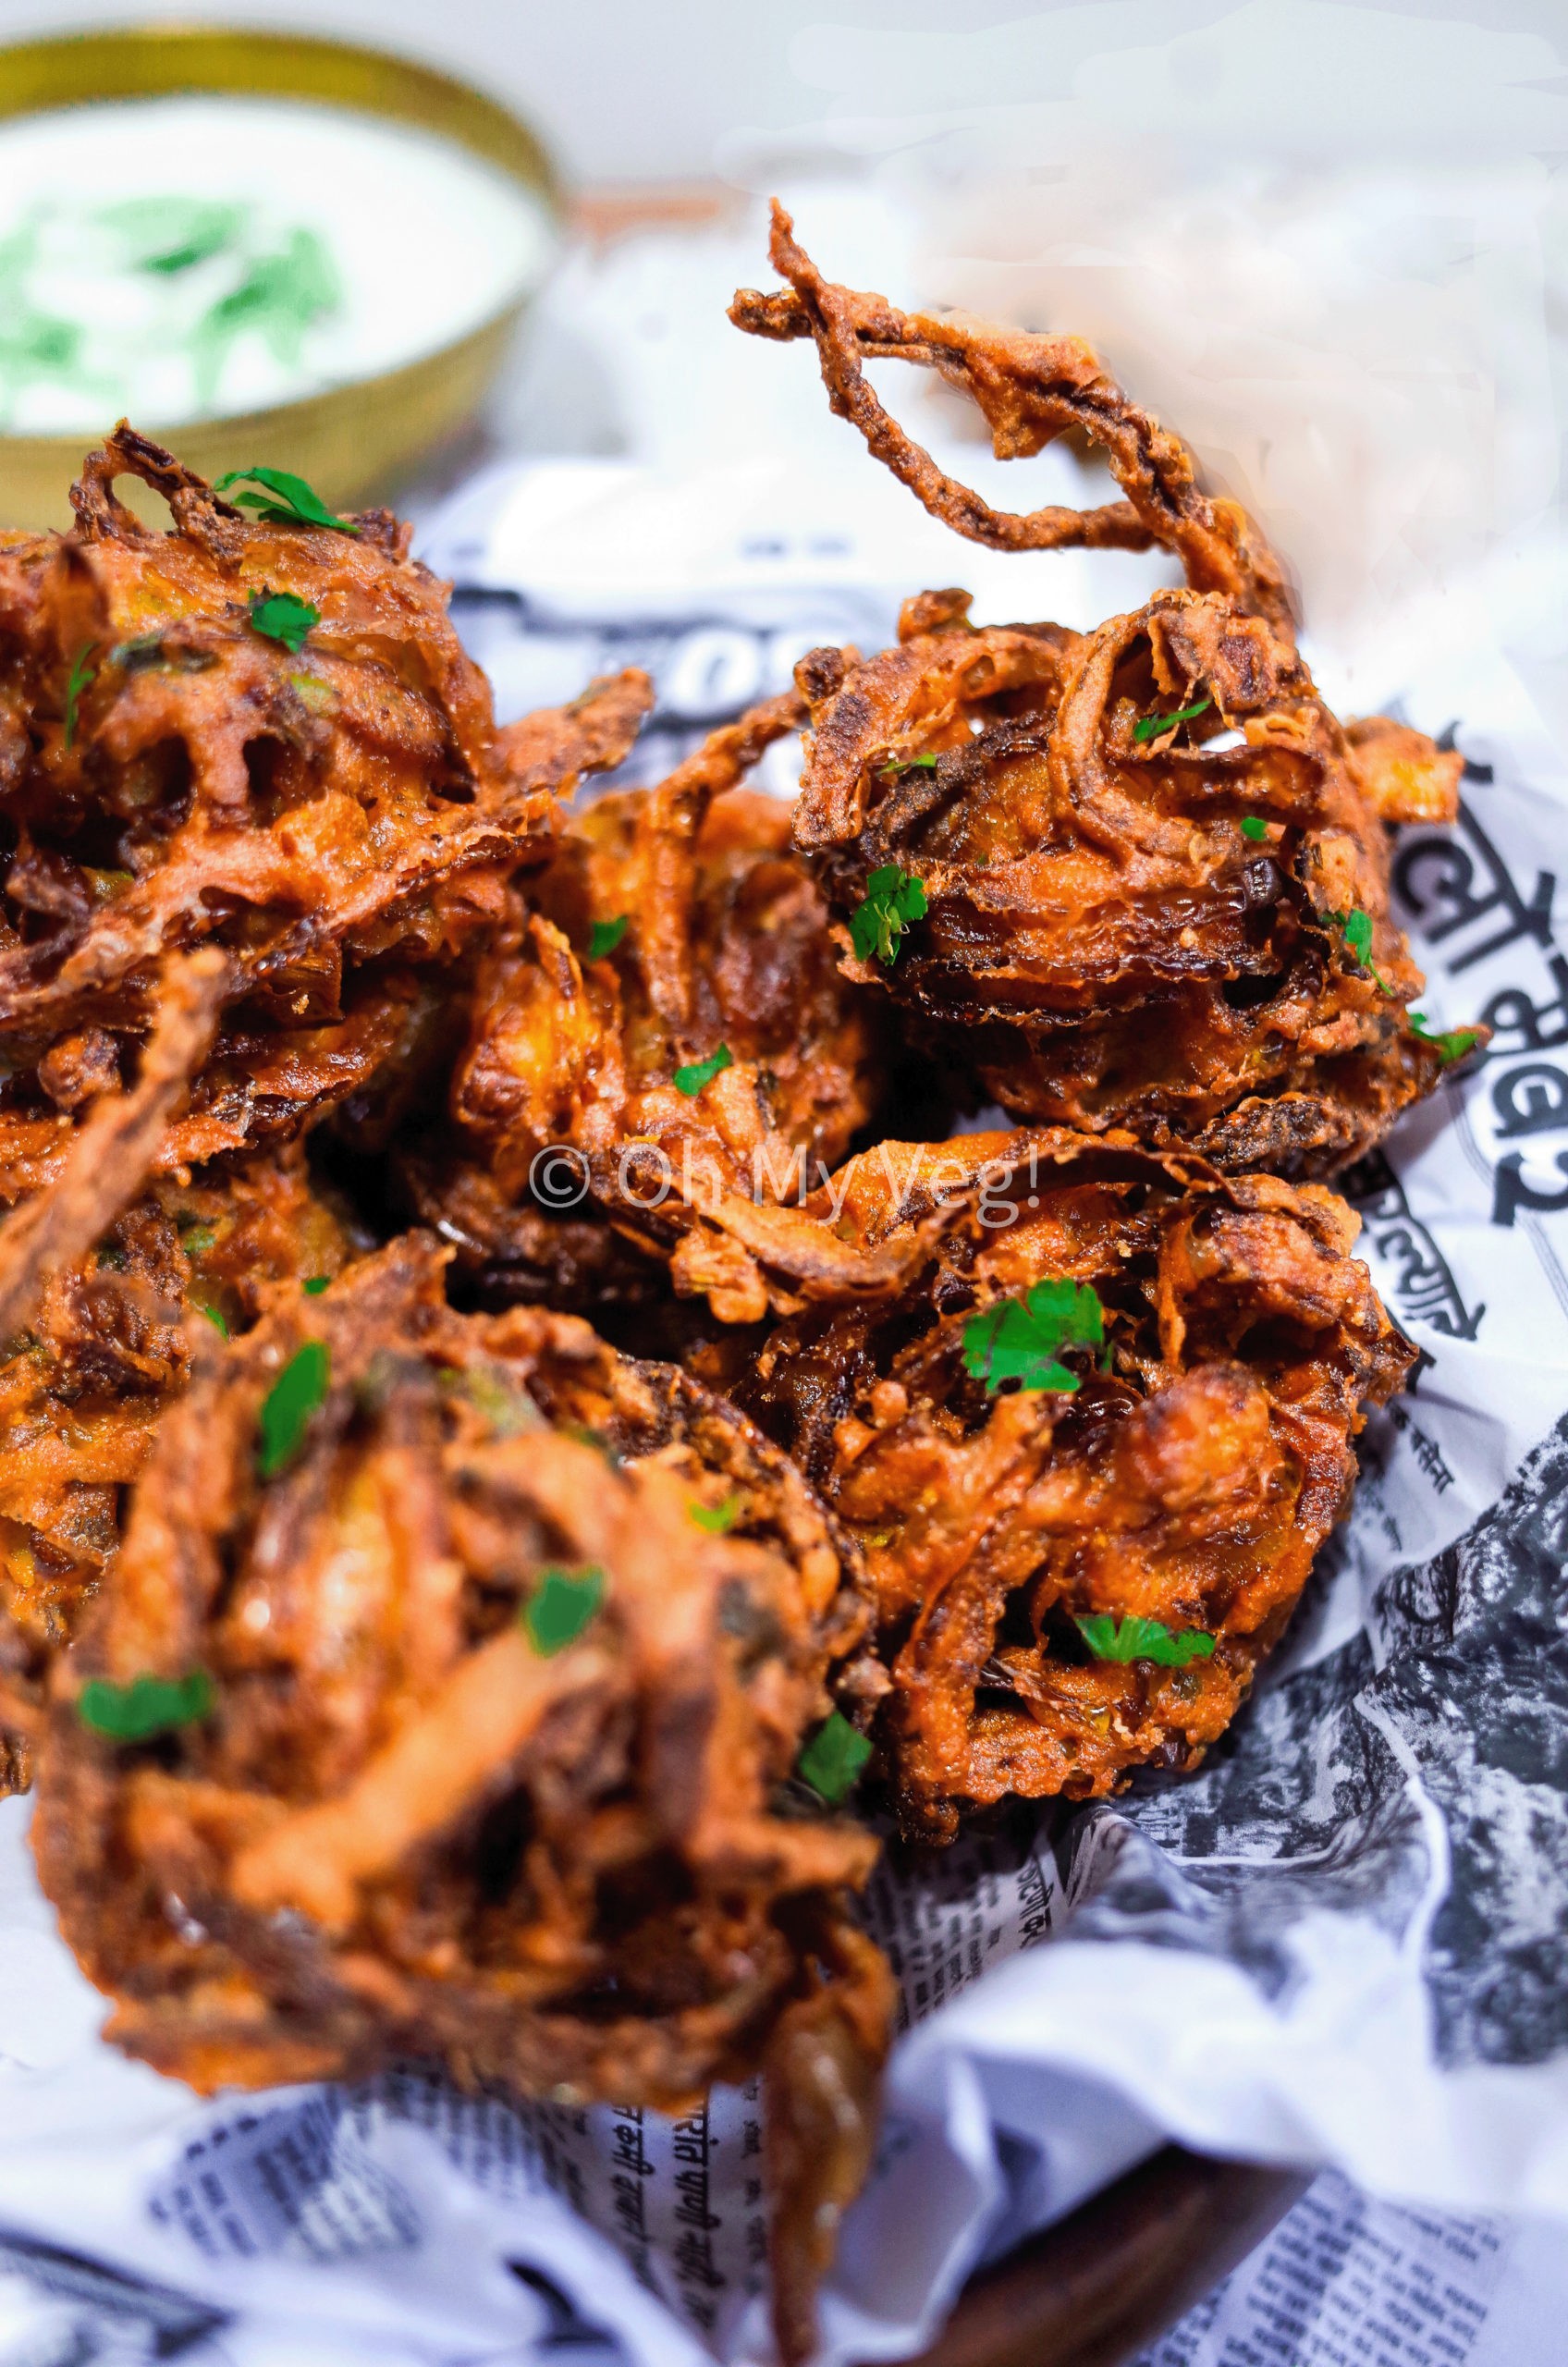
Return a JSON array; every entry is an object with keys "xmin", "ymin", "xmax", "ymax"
[
  {"xmin": 790, "ymin": 586, "xmax": 1463, "ymax": 1176},
  {"xmin": 0, "ymin": 1141, "xmax": 365, "ymax": 1790},
  {"xmin": 31, "ymin": 1232, "xmax": 888, "ymax": 2358},
  {"xmin": 739, "ymin": 1131, "xmax": 1413, "ymax": 1840},
  {"xmin": 408, "ymin": 696, "xmax": 902, "ymax": 1320},
  {"xmin": 0, "ymin": 429, "xmax": 649, "ymax": 1170}
]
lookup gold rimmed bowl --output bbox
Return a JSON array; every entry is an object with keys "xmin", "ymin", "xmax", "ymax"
[{"xmin": 0, "ymin": 26, "xmax": 561, "ymax": 527}]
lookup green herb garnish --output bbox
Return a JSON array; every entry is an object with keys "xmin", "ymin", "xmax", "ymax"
[
  {"xmin": 849, "ymin": 864, "xmax": 928, "ymax": 966},
  {"xmin": 1133, "ymin": 694, "xmax": 1210, "ymax": 744},
  {"xmin": 1410, "ymin": 1012, "xmax": 1481, "ymax": 1066},
  {"xmin": 257, "ymin": 1338, "xmax": 329, "ymax": 1476},
  {"xmin": 104, "ymin": 196, "xmax": 244, "ymax": 278},
  {"xmin": 248, "ymin": 588, "xmax": 319, "ymax": 654},
  {"xmin": 691, "ymin": 1494, "xmax": 742, "ymax": 1534},
  {"xmin": 196, "ymin": 232, "xmax": 339, "ymax": 410},
  {"xmin": 1075, "ymin": 1613, "xmax": 1217, "ymax": 1666},
  {"xmin": 522, "ymin": 1564, "xmax": 606, "ymax": 1656},
  {"xmin": 78, "ymin": 1668, "xmax": 214, "ymax": 1742},
  {"xmin": 962, "ymin": 1278, "xmax": 1104, "ymax": 1395},
  {"xmin": 199, "ymin": 1304, "xmax": 229, "ymax": 1339},
  {"xmin": 214, "ymin": 464, "xmax": 357, "ymax": 535},
  {"xmin": 302, "ymin": 1275, "xmax": 330, "ymax": 1295},
  {"xmin": 588, "ymin": 915, "xmax": 629, "ymax": 960},
  {"xmin": 180, "ymin": 1224, "xmax": 216, "ymax": 1256},
  {"xmin": 1240, "ymin": 816, "xmax": 1268, "ymax": 841},
  {"xmin": 878, "ymin": 750, "xmax": 939, "ymax": 780},
  {"xmin": 1320, "ymin": 905, "xmax": 1392, "ymax": 993},
  {"xmin": 673, "ymin": 1044, "xmax": 733, "ymax": 1098},
  {"xmin": 63, "ymin": 642, "xmax": 97, "ymax": 747},
  {"xmin": 797, "ymin": 1710, "xmax": 873, "ymax": 1804}
]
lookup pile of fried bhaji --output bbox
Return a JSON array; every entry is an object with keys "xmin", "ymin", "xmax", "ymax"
[{"xmin": 0, "ymin": 209, "xmax": 1477, "ymax": 2359}]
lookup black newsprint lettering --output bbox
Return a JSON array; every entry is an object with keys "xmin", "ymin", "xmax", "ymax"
[
  {"xmin": 1392, "ymin": 802, "xmax": 1554, "ymax": 975},
  {"xmin": 1389, "ymin": 795, "xmax": 1568, "ymax": 1243},
  {"xmin": 1491, "ymin": 1060, "xmax": 1568, "ymax": 1139},
  {"xmin": 1434, "ymin": 718, "xmax": 1494, "ymax": 784},
  {"xmin": 1015, "ymin": 1845, "xmax": 1051, "ymax": 1947},
  {"xmin": 607, "ymin": 2106, "xmax": 657, "ymax": 2293},
  {"xmin": 1339, "ymin": 1150, "xmax": 1485, "ymax": 1339},
  {"xmin": 1386, "ymin": 1401, "xmax": 1457, "ymax": 1495},
  {"xmin": 0, "ymin": 2229, "xmax": 229, "ymax": 2352},
  {"xmin": 669, "ymin": 2105, "xmax": 726, "ymax": 2329},
  {"xmin": 1492, "ymin": 1150, "xmax": 1568, "ymax": 1228},
  {"xmin": 1478, "ymin": 953, "xmax": 1568, "ymax": 1056},
  {"xmin": 508, "ymin": 2261, "xmax": 620, "ymax": 2349}
]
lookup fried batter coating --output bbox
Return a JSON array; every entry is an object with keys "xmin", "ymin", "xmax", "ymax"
[
  {"xmin": 0, "ymin": 426, "xmax": 650, "ymax": 1159},
  {"xmin": 738, "ymin": 1131, "xmax": 1412, "ymax": 1841},
  {"xmin": 33, "ymin": 1229, "xmax": 889, "ymax": 2359},
  {"xmin": 407, "ymin": 695, "xmax": 900, "ymax": 1322},
  {"xmin": 730, "ymin": 201, "xmax": 1292, "ymax": 636},
  {"xmin": 0, "ymin": 1139, "xmax": 364, "ymax": 1792},
  {"xmin": 733, "ymin": 213, "xmax": 1470, "ymax": 1176},
  {"xmin": 793, "ymin": 587, "xmax": 1462, "ymax": 1173}
]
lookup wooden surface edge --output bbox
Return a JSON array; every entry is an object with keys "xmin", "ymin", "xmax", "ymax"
[{"xmin": 894, "ymin": 2147, "xmax": 1312, "ymax": 2367}]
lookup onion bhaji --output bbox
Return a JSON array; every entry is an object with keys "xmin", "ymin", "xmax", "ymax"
[
  {"xmin": 732, "ymin": 205, "xmax": 1470, "ymax": 1177},
  {"xmin": 0, "ymin": 1130, "xmax": 367, "ymax": 1794},
  {"xmin": 739, "ymin": 1130, "xmax": 1413, "ymax": 1841},
  {"xmin": 406, "ymin": 693, "xmax": 900, "ymax": 1324},
  {"xmin": 0, "ymin": 425, "xmax": 649, "ymax": 1170},
  {"xmin": 33, "ymin": 1231, "xmax": 889, "ymax": 2361}
]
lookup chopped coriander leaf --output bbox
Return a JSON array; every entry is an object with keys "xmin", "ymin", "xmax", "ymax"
[
  {"xmin": 849, "ymin": 864, "xmax": 928, "ymax": 966},
  {"xmin": 214, "ymin": 464, "xmax": 358, "ymax": 535},
  {"xmin": 1133, "ymin": 693, "xmax": 1210, "ymax": 744},
  {"xmin": 63, "ymin": 642, "xmax": 97, "ymax": 748},
  {"xmin": 1410, "ymin": 1012, "xmax": 1482, "ymax": 1066},
  {"xmin": 302, "ymin": 1275, "xmax": 330, "ymax": 1295},
  {"xmin": 1342, "ymin": 907, "xmax": 1374, "ymax": 963},
  {"xmin": 1240, "ymin": 816, "xmax": 1268, "ymax": 841},
  {"xmin": 588, "ymin": 914, "xmax": 630, "ymax": 960},
  {"xmin": 248, "ymin": 588, "xmax": 319, "ymax": 653},
  {"xmin": 1076, "ymin": 1613, "xmax": 1216, "ymax": 1666},
  {"xmin": 180, "ymin": 1224, "xmax": 216, "ymax": 1255},
  {"xmin": 78, "ymin": 1668, "xmax": 214, "ymax": 1742},
  {"xmin": 257, "ymin": 1338, "xmax": 329, "ymax": 1476},
  {"xmin": 199, "ymin": 1304, "xmax": 229, "ymax": 1339},
  {"xmin": 962, "ymin": 1277, "xmax": 1104, "ymax": 1394},
  {"xmin": 878, "ymin": 750, "xmax": 939, "ymax": 779},
  {"xmin": 691, "ymin": 1493, "xmax": 742, "ymax": 1534},
  {"xmin": 523, "ymin": 1564, "xmax": 605, "ymax": 1656},
  {"xmin": 674, "ymin": 1044, "xmax": 733, "ymax": 1098},
  {"xmin": 797, "ymin": 1709, "xmax": 873, "ymax": 1804}
]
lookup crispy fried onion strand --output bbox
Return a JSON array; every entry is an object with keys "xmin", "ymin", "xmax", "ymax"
[{"xmin": 730, "ymin": 201, "xmax": 1294, "ymax": 637}]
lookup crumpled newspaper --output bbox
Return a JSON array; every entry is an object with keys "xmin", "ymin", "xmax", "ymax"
[{"xmin": 3, "ymin": 442, "xmax": 1568, "ymax": 2367}]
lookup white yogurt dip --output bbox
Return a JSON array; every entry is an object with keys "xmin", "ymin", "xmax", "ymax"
[{"xmin": 0, "ymin": 93, "xmax": 555, "ymax": 432}]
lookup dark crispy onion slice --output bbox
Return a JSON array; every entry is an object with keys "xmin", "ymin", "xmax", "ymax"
[{"xmin": 730, "ymin": 201, "xmax": 1294, "ymax": 636}]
